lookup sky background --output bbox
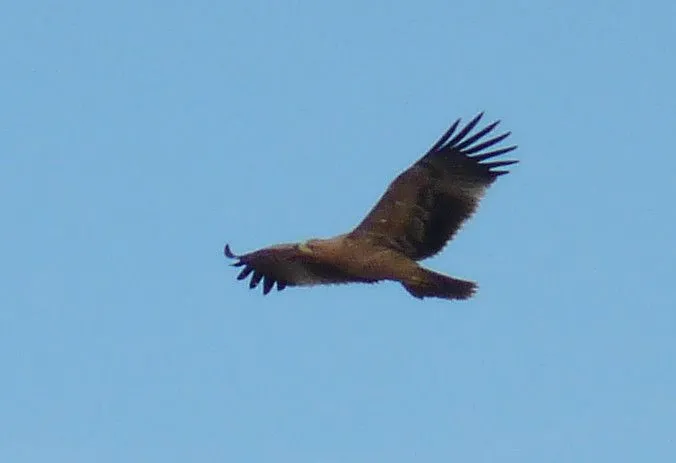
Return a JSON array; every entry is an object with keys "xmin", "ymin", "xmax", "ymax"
[{"xmin": 2, "ymin": 0, "xmax": 675, "ymax": 461}]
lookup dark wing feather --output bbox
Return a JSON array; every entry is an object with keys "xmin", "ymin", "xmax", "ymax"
[
  {"xmin": 350, "ymin": 112, "xmax": 517, "ymax": 260},
  {"xmin": 224, "ymin": 243, "xmax": 371, "ymax": 295}
]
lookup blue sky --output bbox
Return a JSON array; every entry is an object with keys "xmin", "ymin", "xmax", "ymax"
[{"xmin": 2, "ymin": 0, "xmax": 675, "ymax": 461}]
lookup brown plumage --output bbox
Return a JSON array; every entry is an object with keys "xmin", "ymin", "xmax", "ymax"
[{"xmin": 224, "ymin": 112, "xmax": 517, "ymax": 300}]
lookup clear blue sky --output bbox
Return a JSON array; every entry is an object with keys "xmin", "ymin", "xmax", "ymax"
[{"xmin": 2, "ymin": 1, "xmax": 675, "ymax": 461}]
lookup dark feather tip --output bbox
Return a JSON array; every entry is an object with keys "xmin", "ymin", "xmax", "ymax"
[
  {"xmin": 447, "ymin": 112, "xmax": 484, "ymax": 146},
  {"xmin": 485, "ymin": 160, "xmax": 519, "ymax": 169},
  {"xmin": 263, "ymin": 276, "xmax": 275, "ymax": 295},
  {"xmin": 224, "ymin": 244, "xmax": 238, "ymax": 259},
  {"xmin": 472, "ymin": 145, "xmax": 517, "ymax": 161},
  {"xmin": 249, "ymin": 271, "xmax": 263, "ymax": 289},
  {"xmin": 428, "ymin": 118, "xmax": 461, "ymax": 153},
  {"xmin": 237, "ymin": 266, "xmax": 254, "ymax": 280}
]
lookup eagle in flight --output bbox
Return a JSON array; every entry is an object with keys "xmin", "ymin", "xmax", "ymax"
[{"xmin": 224, "ymin": 112, "xmax": 517, "ymax": 300}]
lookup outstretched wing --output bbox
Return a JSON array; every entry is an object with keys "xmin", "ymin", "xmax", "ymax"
[
  {"xmin": 350, "ymin": 112, "xmax": 517, "ymax": 260},
  {"xmin": 224, "ymin": 243, "xmax": 373, "ymax": 295}
]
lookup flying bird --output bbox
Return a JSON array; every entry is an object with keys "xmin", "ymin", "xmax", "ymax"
[{"xmin": 224, "ymin": 112, "xmax": 517, "ymax": 300}]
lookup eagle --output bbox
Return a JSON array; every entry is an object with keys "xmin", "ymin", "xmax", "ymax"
[{"xmin": 224, "ymin": 112, "xmax": 517, "ymax": 300}]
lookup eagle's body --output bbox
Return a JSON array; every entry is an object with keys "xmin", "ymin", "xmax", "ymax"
[
  {"xmin": 225, "ymin": 112, "xmax": 518, "ymax": 300},
  {"xmin": 298, "ymin": 235, "xmax": 419, "ymax": 282}
]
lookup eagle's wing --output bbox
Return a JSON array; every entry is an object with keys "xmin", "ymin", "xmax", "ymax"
[
  {"xmin": 224, "ymin": 243, "xmax": 374, "ymax": 295},
  {"xmin": 349, "ymin": 112, "xmax": 517, "ymax": 260}
]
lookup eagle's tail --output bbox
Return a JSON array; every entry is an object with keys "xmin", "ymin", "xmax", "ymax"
[{"xmin": 402, "ymin": 268, "xmax": 477, "ymax": 300}]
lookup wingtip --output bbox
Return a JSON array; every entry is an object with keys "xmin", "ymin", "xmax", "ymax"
[
  {"xmin": 490, "ymin": 159, "xmax": 520, "ymax": 176},
  {"xmin": 262, "ymin": 276, "xmax": 274, "ymax": 295},
  {"xmin": 224, "ymin": 243, "xmax": 237, "ymax": 259}
]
